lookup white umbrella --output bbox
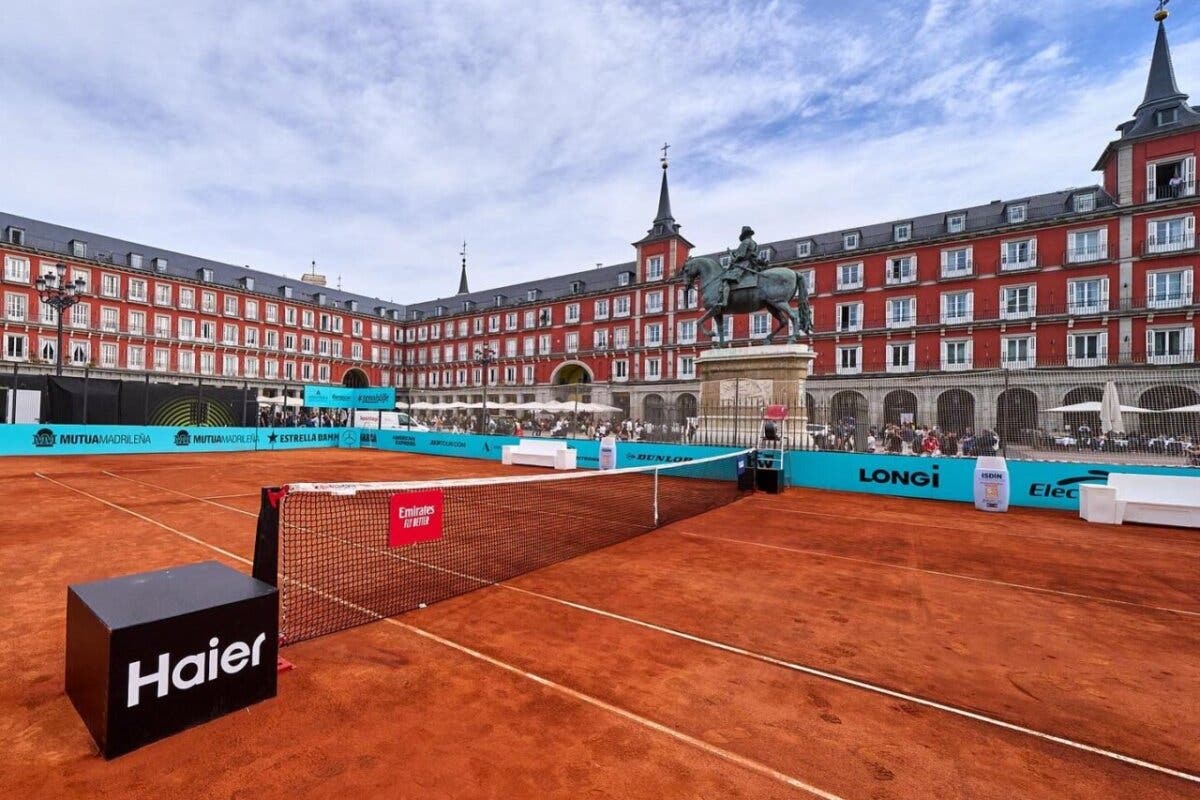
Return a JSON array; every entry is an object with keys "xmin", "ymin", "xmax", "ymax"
[
  {"xmin": 1048, "ymin": 400, "xmax": 1155, "ymax": 413},
  {"xmin": 1100, "ymin": 381, "xmax": 1123, "ymax": 434},
  {"xmin": 514, "ymin": 401, "xmax": 546, "ymax": 411},
  {"xmin": 256, "ymin": 394, "xmax": 283, "ymax": 405},
  {"xmin": 1164, "ymin": 404, "xmax": 1200, "ymax": 413},
  {"xmin": 541, "ymin": 400, "xmax": 575, "ymax": 412}
]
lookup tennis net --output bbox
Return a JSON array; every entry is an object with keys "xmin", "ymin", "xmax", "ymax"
[{"xmin": 252, "ymin": 449, "xmax": 753, "ymax": 644}]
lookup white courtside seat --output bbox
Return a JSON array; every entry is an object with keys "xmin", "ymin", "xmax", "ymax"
[
  {"xmin": 501, "ymin": 439, "xmax": 577, "ymax": 470},
  {"xmin": 1079, "ymin": 473, "xmax": 1200, "ymax": 527}
]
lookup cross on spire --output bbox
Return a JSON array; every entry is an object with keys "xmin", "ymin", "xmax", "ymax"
[{"xmin": 660, "ymin": 141, "xmax": 670, "ymax": 165}]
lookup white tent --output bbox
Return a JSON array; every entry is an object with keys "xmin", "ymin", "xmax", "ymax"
[{"xmin": 1047, "ymin": 401, "xmax": 1155, "ymax": 414}]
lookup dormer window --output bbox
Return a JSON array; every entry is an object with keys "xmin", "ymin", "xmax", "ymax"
[
  {"xmin": 526, "ymin": 289, "xmax": 540, "ymax": 301},
  {"xmin": 757, "ymin": 248, "xmax": 772, "ymax": 262},
  {"xmin": 241, "ymin": 276, "xmax": 255, "ymax": 291},
  {"xmin": 5, "ymin": 226, "xmax": 24, "ymax": 246},
  {"xmin": 1007, "ymin": 204, "xmax": 1027, "ymax": 224},
  {"xmin": 842, "ymin": 232, "xmax": 859, "ymax": 250},
  {"xmin": 390, "ymin": 309, "xmax": 402, "ymax": 321},
  {"xmin": 199, "ymin": 268, "xmax": 214, "ymax": 282},
  {"xmin": 462, "ymin": 300, "xmax": 475, "ymax": 312},
  {"xmin": 796, "ymin": 240, "xmax": 812, "ymax": 257},
  {"xmin": 1072, "ymin": 193, "xmax": 1096, "ymax": 213},
  {"xmin": 128, "ymin": 252, "xmax": 143, "ymax": 268},
  {"xmin": 315, "ymin": 292, "xmax": 327, "ymax": 306},
  {"xmin": 617, "ymin": 272, "xmax": 631, "ymax": 287},
  {"xmin": 348, "ymin": 300, "xmax": 358, "ymax": 312},
  {"xmin": 719, "ymin": 255, "xmax": 732, "ymax": 267},
  {"xmin": 947, "ymin": 213, "xmax": 966, "ymax": 234},
  {"xmin": 493, "ymin": 294, "xmax": 505, "ymax": 306},
  {"xmin": 70, "ymin": 239, "xmax": 87, "ymax": 258},
  {"xmin": 569, "ymin": 280, "xmax": 585, "ymax": 294},
  {"xmin": 434, "ymin": 305, "xmax": 446, "ymax": 317},
  {"xmin": 894, "ymin": 223, "xmax": 912, "ymax": 242},
  {"xmin": 1156, "ymin": 108, "xmax": 1179, "ymax": 127}
]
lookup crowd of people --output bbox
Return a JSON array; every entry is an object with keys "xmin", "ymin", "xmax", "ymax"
[
  {"xmin": 258, "ymin": 408, "xmax": 351, "ymax": 427},
  {"xmin": 412, "ymin": 412, "xmax": 697, "ymax": 442},
  {"xmin": 810, "ymin": 417, "xmax": 1002, "ymax": 457}
]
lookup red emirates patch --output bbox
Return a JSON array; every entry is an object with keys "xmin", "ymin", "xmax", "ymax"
[{"xmin": 388, "ymin": 489, "xmax": 445, "ymax": 547}]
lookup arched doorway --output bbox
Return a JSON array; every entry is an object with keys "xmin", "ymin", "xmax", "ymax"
[
  {"xmin": 1138, "ymin": 385, "xmax": 1200, "ymax": 441},
  {"xmin": 805, "ymin": 392, "xmax": 815, "ymax": 424},
  {"xmin": 341, "ymin": 368, "xmax": 370, "ymax": 388},
  {"xmin": 1061, "ymin": 386, "xmax": 1102, "ymax": 435},
  {"xmin": 552, "ymin": 361, "xmax": 593, "ymax": 402},
  {"xmin": 643, "ymin": 394, "xmax": 665, "ymax": 427},
  {"xmin": 675, "ymin": 393, "xmax": 697, "ymax": 424},
  {"xmin": 996, "ymin": 388, "xmax": 1038, "ymax": 441},
  {"xmin": 829, "ymin": 390, "xmax": 867, "ymax": 426},
  {"xmin": 883, "ymin": 389, "xmax": 918, "ymax": 426},
  {"xmin": 937, "ymin": 389, "xmax": 975, "ymax": 433}
]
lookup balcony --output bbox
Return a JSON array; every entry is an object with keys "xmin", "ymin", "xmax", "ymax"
[
  {"xmin": 1146, "ymin": 291, "xmax": 1194, "ymax": 311},
  {"xmin": 939, "ymin": 261, "xmax": 974, "ymax": 281},
  {"xmin": 1146, "ymin": 179, "xmax": 1195, "ymax": 203},
  {"xmin": 1142, "ymin": 233, "xmax": 1197, "ymax": 256},
  {"xmin": 1064, "ymin": 243, "xmax": 1110, "ymax": 265},
  {"xmin": 941, "ymin": 358, "xmax": 972, "ymax": 372},
  {"xmin": 997, "ymin": 253, "xmax": 1038, "ymax": 272}
]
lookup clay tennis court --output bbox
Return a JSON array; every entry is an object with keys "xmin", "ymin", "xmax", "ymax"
[{"xmin": 1, "ymin": 448, "xmax": 1197, "ymax": 799}]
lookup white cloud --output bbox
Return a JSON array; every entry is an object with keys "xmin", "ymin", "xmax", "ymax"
[{"xmin": 0, "ymin": 0, "xmax": 1186, "ymax": 302}]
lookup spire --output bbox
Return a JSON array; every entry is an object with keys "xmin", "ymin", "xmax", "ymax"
[
  {"xmin": 456, "ymin": 240, "xmax": 469, "ymax": 295},
  {"xmin": 1139, "ymin": 11, "xmax": 1186, "ymax": 112},
  {"xmin": 654, "ymin": 143, "xmax": 675, "ymax": 227}
]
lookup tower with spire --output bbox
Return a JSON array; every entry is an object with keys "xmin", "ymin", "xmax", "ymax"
[
  {"xmin": 456, "ymin": 240, "xmax": 469, "ymax": 295},
  {"xmin": 633, "ymin": 144, "xmax": 693, "ymax": 282},
  {"xmin": 1095, "ymin": 3, "xmax": 1200, "ymax": 204}
]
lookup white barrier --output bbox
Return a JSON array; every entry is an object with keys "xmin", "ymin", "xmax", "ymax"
[
  {"xmin": 1079, "ymin": 473, "xmax": 1200, "ymax": 527},
  {"xmin": 501, "ymin": 439, "xmax": 577, "ymax": 470}
]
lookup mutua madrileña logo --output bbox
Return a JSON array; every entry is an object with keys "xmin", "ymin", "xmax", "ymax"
[
  {"xmin": 859, "ymin": 464, "xmax": 940, "ymax": 488},
  {"xmin": 1028, "ymin": 469, "xmax": 1109, "ymax": 499},
  {"xmin": 126, "ymin": 632, "xmax": 270, "ymax": 708},
  {"xmin": 32, "ymin": 428, "xmax": 56, "ymax": 448},
  {"xmin": 39, "ymin": 430, "xmax": 153, "ymax": 447},
  {"xmin": 174, "ymin": 430, "xmax": 191, "ymax": 447}
]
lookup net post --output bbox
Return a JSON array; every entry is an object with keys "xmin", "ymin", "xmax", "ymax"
[
  {"xmin": 252, "ymin": 486, "xmax": 285, "ymax": 586},
  {"xmin": 653, "ymin": 468, "xmax": 660, "ymax": 527}
]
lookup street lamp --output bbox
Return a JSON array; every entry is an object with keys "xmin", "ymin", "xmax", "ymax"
[
  {"xmin": 474, "ymin": 345, "xmax": 495, "ymax": 434},
  {"xmin": 35, "ymin": 263, "xmax": 86, "ymax": 377}
]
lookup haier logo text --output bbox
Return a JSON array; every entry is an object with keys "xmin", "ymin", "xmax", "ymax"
[{"xmin": 127, "ymin": 632, "xmax": 268, "ymax": 707}]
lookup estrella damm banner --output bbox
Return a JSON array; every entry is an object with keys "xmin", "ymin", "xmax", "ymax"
[{"xmin": 302, "ymin": 386, "xmax": 396, "ymax": 410}]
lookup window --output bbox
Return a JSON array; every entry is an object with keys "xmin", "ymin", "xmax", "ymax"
[
  {"xmin": 799, "ymin": 270, "xmax": 815, "ymax": 295},
  {"xmin": 1067, "ymin": 277, "xmax": 1109, "ymax": 314},
  {"xmin": 40, "ymin": 340, "xmax": 55, "ymax": 363},
  {"xmin": 505, "ymin": 312, "xmax": 517, "ymax": 330},
  {"xmin": 538, "ymin": 334, "xmax": 552, "ymax": 355},
  {"xmin": 100, "ymin": 273, "xmax": 120, "ymax": 297},
  {"xmin": 266, "ymin": 304, "xmax": 279, "ymax": 324},
  {"xmin": 1001, "ymin": 336, "xmax": 1036, "ymax": 368},
  {"xmin": 644, "ymin": 324, "xmax": 662, "ymax": 346},
  {"xmin": 4, "ymin": 292, "xmax": 27, "ymax": 321},
  {"xmin": 594, "ymin": 298, "xmax": 609, "ymax": 319},
  {"xmin": 617, "ymin": 272, "xmax": 631, "ymax": 287},
  {"xmin": 941, "ymin": 290, "xmax": 973, "ymax": 323},
  {"xmin": 222, "ymin": 323, "xmax": 239, "ymax": 345},
  {"xmin": 796, "ymin": 241, "xmax": 812, "ymax": 257},
  {"xmin": 71, "ymin": 240, "xmax": 87, "ymax": 258},
  {"xmin": 751, "ymin": 313, "xmax": 771, "ymax": 338},
  {"xmin": 487, "ymin": 315, "xmax": 499, "ymax": 333},
  {"xmin": 758, "ymin": 248, "xmax": 772, "ymax": 263},
  {"xmin": 1147, "ymin": 155, "xmax": 1196, "ymax": 201},
  {"xmin": 836, "ymin": 302, "xmax": 861, "ymax": 332},
  {"xmin": 886, "ymin": 255, "xmax": 916, "ymax": 285},
  {"xmin": 3, "ymin": 333, "xmax": 26, "ymax": 361},
  {"xmin": 842, "ymin": 232, "xmax": 859, "ymax": 250},
  {"xmin": 565, "ymin": 303, "xmax": 580, "ymax": 323},
  {"xmin": 947, "ymin": 214, "xmax": 966, "ymax": 234},
  {"xmin": 1007, "ymin": 204, "xmax": 1027, "ymax": 224},
  {"xmin": 3, "ymin": 256, "xmax": 30, "ymax": 283},
  {"xmin": 154, "ymin": 284, "xmax": 173, "ymax": 306},
  {"xmin": 154, "ymin": 314, "xmax": 171, "ymax": 337},
  {"xmin": 1068, "ymin": 228, "xmax": 1107, "ymax": 263},
  {"xmin": 894, "ymin": 223, "xmax": 912, "ymax": 242},
  {"xmin": 677, "ymin": 320, "xmax": 696, "ymax": 344},
  {"xmin": 200, "ymin": 268, "xmax": 214, "ymax": 283},
  {"xmin": 1147, "ymin": 268, "xmax": 1193, "ymax": 309},
  {"xmin": 179, "ymin": 288, "xmax": 195, "ymax": 310},
  {"xmin": 1146, "ymin": 215, "xmax": 1194, "ymax": 253},
  {"xmin": 1067, "ymin": 332, "xmax": 1107, "ymax": 367},
  {"xmin": 1000, "ymin": 238, "xmax": 1037, "ymax": 270},
  {"xmin": 837, "ymin": 262, "xmax": 862, "ymax": 290},
  {"xmin": 942, "ymin": 340, "xmax": 972, "ymax": 371},
  {"xmin": 70, "ymin": 341, "xmax": 90, "ymax": 365},
  {"xmin": 1073, "ymin": 192, "xmax": 1096, "ymax": 213},
  {"xmin": 127, "ymin": 346, "xmax": 145, "ymax": 370},
  {"xmin": 245, "ymin": 328, "xmax": 259, "ymax": 347},
  {"xmin": 645, "ymin": 358, "xmax": 661, "ymax": 380},
  {"xmin": 128, "ymin": 279, "xmax": 147, "ymax": 302},
  {"xmin": 887, "ymin": 342, "xmax": 914, "ymax": 373},
  {"xmin": 6, "ymin": 227, "xmax": 25, "ymax": 245},
  {"xmin": 613, "ymin": 359, "xmax": 629, "ymax": 380},
  {"xmin": 1000, "ymin": 284, "xmax": 1036, "ymax": 319},
  {"xmin": 941, "ymin": 247, "xmax": 972, "ymax": 277},
  {"xmin": 223, "ymin": 354, "xmax": 239, "ymax": 376},
  {"xmin": 244, "ymin": 356, "xmax": 258, "ymax": 378},
  {"xmin": 678, "ymin": 356, "xmax": 695, "ymax": 378},
  {"xmin": 100, "ymin": 343, "xmax": 118, "ymax": 368},
  {"xmin": 178, "ymin": 318, "xmax": 195, "ymax": 340},
  {"xmin": 837, "ymin": 346, "xmax": 861, "ymax": 375},
  {"xmin": 646, "ymin": 256, "xmax": 663, "ymax": 280},
  {"xmin": 613, "ymin": 327, "xmax": 629, "ymax": 349},
  {"xmin": 70, "ymin": 303, "xmax": 90, "ymax": 329},
  {"xmin": 100, "ymin": 307, "xmax": 119, "ymax": 332},
  {"xmin": 202, "ymin": 292, "xmax": 217, "ymax": 313},
  {"xmin": 245, "ymin": 300, "xmax": 258, "ymax": 320},
  {"xmin": 678, "ymin": 286, "xmax": 699, "ymax": 309},
  {"xmin": 885, "ymin": 297, "xmax": 915, "ymax": 328},
  {"xmin": 614, "ymin": 296, "xmax": 630, "ymax": 317},
  {"xmin": 644, "ymin": 292, "xmax": 663, "ymax": 313},
  {"xmin": 300, "ymin": 309, "xmax": 313, "ymax": 327},
  {"xmin": 200, "ymin": 321, "xmax": 216, "ymax": 342},
  {"xmin": 265, "ymin": 329, "xmax": 278, "ymax": 349},
  {"xmin": 70, "ymin": 268, "xmax": 90, "ymax": 293},
  {"xmin": 564, "ymin": 332, "xmax": 579, "ymax": 353},
  {"xmin": 1146, "ymin": 326, "xmax": 1194, "ymax": 364}
]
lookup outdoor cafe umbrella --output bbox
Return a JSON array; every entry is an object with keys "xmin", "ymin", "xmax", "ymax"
[
  {"xmin": 1047, "ymin": 401, "xmax": 1155, "ymax": 414},
  {"xmin": 1165, "ymin": 404, "xmax": 1200, "ymax": 413},
  {"xmin": 1101, "ymin": 381, "xmax": 1124, "ymax": 434}
]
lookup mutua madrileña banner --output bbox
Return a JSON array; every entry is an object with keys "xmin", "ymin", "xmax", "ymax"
[{"xmin": 302, "ymin": 385, "xmax": 396, "ymax": 410}]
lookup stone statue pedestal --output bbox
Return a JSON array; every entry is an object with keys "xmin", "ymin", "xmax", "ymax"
[{"xmin": 695, "ymin": 343, "xmax": 816, "ymax": 447}]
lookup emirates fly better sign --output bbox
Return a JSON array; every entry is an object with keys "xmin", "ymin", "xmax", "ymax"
[{"xmin": 388, "ymin": 489, "xmax": 445, "ymax": 547}]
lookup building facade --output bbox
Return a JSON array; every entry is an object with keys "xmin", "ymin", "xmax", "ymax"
[{"xmin": 1, "ymin": 15, "xmax": 1198, "ymax": 430}]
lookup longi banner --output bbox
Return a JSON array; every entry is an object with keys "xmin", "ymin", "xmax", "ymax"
[{"xmin": 388, "ymin": 489, "xmax": 445, "ymax": 547}]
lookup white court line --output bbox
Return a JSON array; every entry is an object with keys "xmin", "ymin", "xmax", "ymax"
[
  {"xmin": 673, "ymin": 531, "xmax": 1200, "ymax": 618},
  {"xmin": 742, "ymin": 502, "xmax": 1200, "ymax": 557},
  {"xmin": 40, "ymin": 471, "xmax": 836, "ymax": 799},
  {"xmin": 201, "ymin": 492, "xmax": 260, "ymax": 500},
  {"xmin": 100, "ymin": 469, "xmax": 1200, "ymax": 786}
]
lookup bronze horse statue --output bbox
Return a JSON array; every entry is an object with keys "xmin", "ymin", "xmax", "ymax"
[{"xmin": 675, "ymin": 256, "xmax": 812, "ymax": 347}]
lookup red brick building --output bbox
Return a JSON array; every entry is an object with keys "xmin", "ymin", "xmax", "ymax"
[{"xmin": 2, "ymin": 15, "xmax": 1197, "ymax": 429}]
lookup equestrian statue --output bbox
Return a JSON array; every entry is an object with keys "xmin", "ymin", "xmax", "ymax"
[{"xmin": 675, "ymin": 225, "xmax": 813, "ymax": 347}]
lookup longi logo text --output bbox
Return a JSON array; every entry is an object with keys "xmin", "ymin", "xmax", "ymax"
[
  {"xmin": 858, "ymin": 465, "xmax": 940, "ymax": 488},
  {"xmin": 127, "ymin": 633, "xmax": 268, "ymax": 707}
]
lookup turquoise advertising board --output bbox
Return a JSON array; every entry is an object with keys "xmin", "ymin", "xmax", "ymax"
[
  {"xmin": 0, "ymin": 424, "xmax": 346, "ymax": 456},
  {"xmin": 302, "ymin": 385, "xmax": 396, "ymax": 410}
]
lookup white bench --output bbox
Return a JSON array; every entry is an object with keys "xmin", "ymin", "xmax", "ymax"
[
  {"xmin": 501, "ymin": 438, "xmax": 577, "ymax": 470},
  {"xmin": 1079, "ymin": 473, "xmax": 1200, "ymax": 528}
]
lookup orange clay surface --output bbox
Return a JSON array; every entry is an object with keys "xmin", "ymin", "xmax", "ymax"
[{"xmin": 0, "ymin": 448, "xmax": 1197, "ymax": 799}]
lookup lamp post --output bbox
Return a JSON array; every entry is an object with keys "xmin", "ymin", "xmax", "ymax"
[
  {"xmin": 35, "ymin": 263, "xmax": 86, "ymax": 377},
  {"xmin": 474, "ymin": 345, "xmax": 495, "ymax": 434}
]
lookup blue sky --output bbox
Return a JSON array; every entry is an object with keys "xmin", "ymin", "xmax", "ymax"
[{"xmin": 0, "ymin": 0, "xmax": 1193, "ymax": 303}]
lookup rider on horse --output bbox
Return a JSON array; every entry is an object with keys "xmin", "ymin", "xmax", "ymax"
[{"xmin": 718, "ymin": 226, "xmax": 765, "ymax": 310}]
